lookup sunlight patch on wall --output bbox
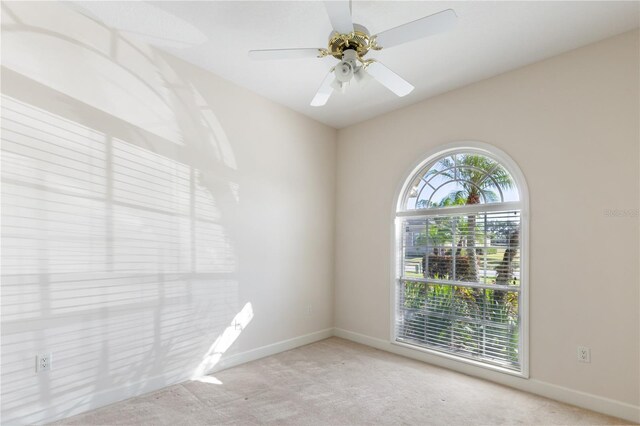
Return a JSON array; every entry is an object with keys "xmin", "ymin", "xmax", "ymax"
[
  {"xmin": 191, "ymin": 302, "xmax": 254, "ymax": 379},
  {"xmin": 188, "ymin": 82, "xmax": 237, "ymax": 171}
]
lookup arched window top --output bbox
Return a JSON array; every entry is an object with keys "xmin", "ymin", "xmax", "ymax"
[{"xmin": 401, "ymin": 151, "xmax": 520, "ymax": 211}]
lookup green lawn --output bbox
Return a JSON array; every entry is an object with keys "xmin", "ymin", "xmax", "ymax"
[{"xmin": 404, "ymin": 255, "xmax": 520, "ymax": 286}]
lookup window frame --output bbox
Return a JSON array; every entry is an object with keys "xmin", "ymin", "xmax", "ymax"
[{"xmin": 390, "ymin": 141, "xmax": 529, "ymax": 378}]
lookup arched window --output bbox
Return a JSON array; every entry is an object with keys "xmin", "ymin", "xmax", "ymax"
[{"xmin": 394, "ymin": 143, "xmax": 528, "ymax": 376}]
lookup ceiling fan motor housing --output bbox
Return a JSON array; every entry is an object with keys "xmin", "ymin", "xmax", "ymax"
[{"xmin": 328, "ymin": 23, "xmax": 372, "ymax": 59}]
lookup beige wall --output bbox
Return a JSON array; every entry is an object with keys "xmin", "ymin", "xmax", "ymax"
[
  {"xmin": 1, "ymin": 2, "xmax": 335, "ymax": 423},
  {"xmin": 335, "ymin": 30, "xmax": 639, "ymax": 407}
]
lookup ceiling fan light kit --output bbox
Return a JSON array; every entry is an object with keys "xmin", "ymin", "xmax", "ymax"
[{"xmin": 249, "ymin": 2, "xmax": 457, "ymax": 107}]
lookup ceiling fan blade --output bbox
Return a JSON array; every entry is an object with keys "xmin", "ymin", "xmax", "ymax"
[
  {"xmin": 366, "ymin": 61, "xmax": 414, "ymax": 97},
  {"xmin": 373, "ymin": 9, "xmax": 457, "ymax": 49},
  {"xmin": 248, "ymin": 48, "xmax": 325, "ymax": 60},
  {"xmin": 311, "ymin": 71, "xmax": 335, "ymax": 107},
  {"xmin": 324, "ymin": 0, "xmax": 354, "ymax": 34}
]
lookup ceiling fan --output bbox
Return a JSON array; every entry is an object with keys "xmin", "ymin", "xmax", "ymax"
[{"xmin": 248, "ymin": 1, "xmax": 457, "ymax": 107}]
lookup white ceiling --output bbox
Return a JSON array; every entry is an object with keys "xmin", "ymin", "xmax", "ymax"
[{"xmin": 73, "ymin": 1, "xmax": 639, "ymax": 129}]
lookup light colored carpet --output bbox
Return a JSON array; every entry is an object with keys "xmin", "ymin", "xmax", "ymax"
[{"xmin": 54, "ymin": 337, "xmax": 630, "ymax": 425}]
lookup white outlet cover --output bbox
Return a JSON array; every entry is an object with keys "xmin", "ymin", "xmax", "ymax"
[
  {"xmin": 36, "ymin": 353, "xmax": 52, "ymax": 372},
  {"xmin": 577, "ymin": 346, "xmax": 591, "ymax": 363}
]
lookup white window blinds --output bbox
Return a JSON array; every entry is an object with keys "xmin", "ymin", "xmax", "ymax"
[{"xmin": 395, "ymin": 209, "xmax": 522, "ymax": 371}]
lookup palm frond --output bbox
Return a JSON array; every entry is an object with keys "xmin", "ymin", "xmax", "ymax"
[
  {"xmin": 425, "ymin": 154, "xmax": 515, "ymax": 203},
  {"xmin": 482, "ymin": 190, "xmax": 499, "ymax": 203},
  {"xmin": 438, "ymin": 190, "xmax": 466, "ymax": 207}
]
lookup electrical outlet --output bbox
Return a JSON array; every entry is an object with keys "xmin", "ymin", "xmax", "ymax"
[
  {"xmin": 577, "ymin": 346, "xmax": 590, "ymax": 363},
  {"xmin": 36, "ymin": 353, "xmax": 52, "ymax": 373}
]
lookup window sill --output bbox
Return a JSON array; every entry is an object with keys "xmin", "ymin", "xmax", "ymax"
[{"xmin": 390, "ymin": 339, "xmax": 529, "ymax": 379}]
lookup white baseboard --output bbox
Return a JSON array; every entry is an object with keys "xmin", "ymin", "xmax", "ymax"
[
  {"xmin": 334, "ymin": 327, "xmax": 640, "ymax": 424},
  {"xmin": 210, "ymin": 328, "xmax": 334, "ymax": 373},
  {"xmin": 6, "ymin": 328, "xmax": 333, "ymax": 426}
]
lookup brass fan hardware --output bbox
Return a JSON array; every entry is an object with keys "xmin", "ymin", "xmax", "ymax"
[{"xmin": 327, "ymin": 24, "xmax": 378, "ymax": 59}]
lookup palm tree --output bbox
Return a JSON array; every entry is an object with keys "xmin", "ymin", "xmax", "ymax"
[{"xmin": 426, "ymin": 154, "xmax": 514, "ymax": 282}]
